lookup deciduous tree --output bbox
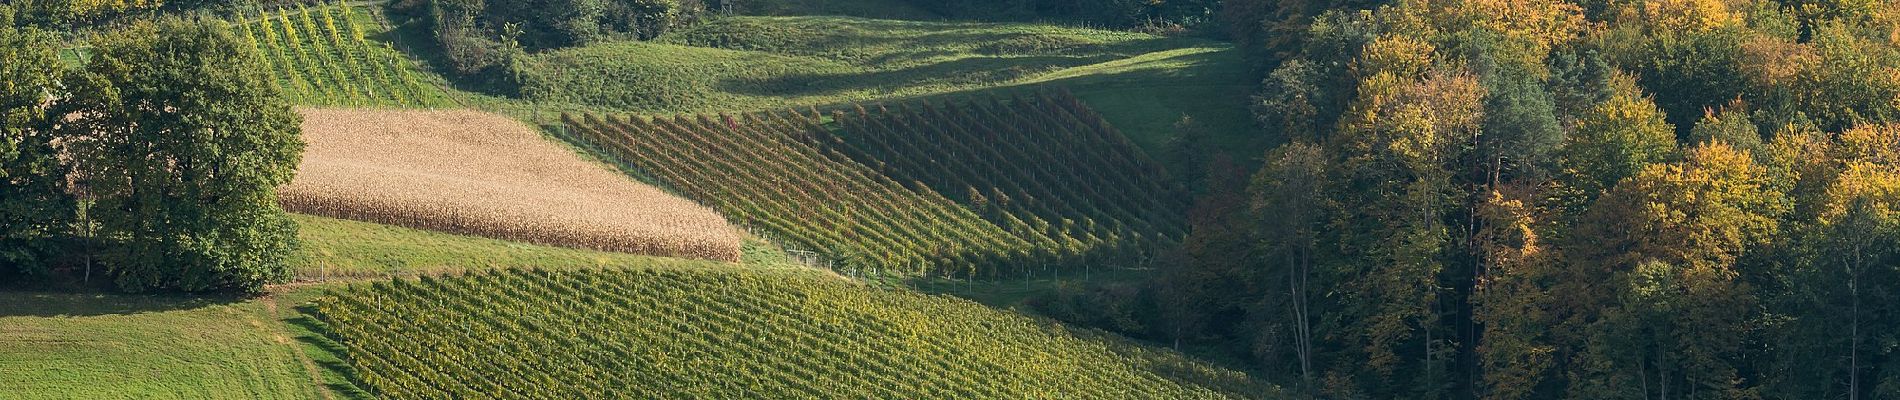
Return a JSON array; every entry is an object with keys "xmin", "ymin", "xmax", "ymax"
[
  {"xmin": 56, "ymin": 18, "xmax": 303, "ymax": 292},
  {"xmin": 0, "ymin": 10, "xmax": 71, "ymax": 278}
]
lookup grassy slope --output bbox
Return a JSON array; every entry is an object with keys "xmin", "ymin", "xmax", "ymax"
[
  {"xmin": 0, "ymin": 216, "xmax": 807, "ymax": 400},
  {"xmin": 293, "ymin": 214, "xmax": 797, "ymax": 279},
  {"xmin": 502, "ymin": 15, "xmax": 1264, "ymax": 169},
  {"xmin": 736, "ymin": 0, "xmax": 939, "ymax": 20},
  {"xmin": 0, "ymin": 292, "xmax": 321, "ymax": 399}
]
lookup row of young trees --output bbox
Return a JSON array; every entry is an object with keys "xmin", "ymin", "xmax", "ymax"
[
  {"xmin": 394, "ymin": 0, "xmax": 700, "ymax": 95},
  {"xmin": 1, "ymin": 11, "xmax": 304, "ymax": 292},
  {"xmin": 1142, "ymin": 0, "xmax": 1900, "ymax": 398}
]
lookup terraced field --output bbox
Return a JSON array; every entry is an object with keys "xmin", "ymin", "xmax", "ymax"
[
  {"xmin": 308, "ymin": 268, "xmax": 1275, "ymax": 399},
  {"xmin": 281, "ymin": 109, "xmax": 742, "ymax": 262}
]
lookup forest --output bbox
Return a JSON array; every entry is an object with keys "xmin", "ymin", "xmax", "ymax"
[{"xmin": 1114, "ymin": 0, "xmax": 1900, "ymax": 398}]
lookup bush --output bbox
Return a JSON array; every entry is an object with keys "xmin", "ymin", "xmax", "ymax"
[{"xmin": 414, "ymin": 0, "xmax": 700, "ymax": 93}]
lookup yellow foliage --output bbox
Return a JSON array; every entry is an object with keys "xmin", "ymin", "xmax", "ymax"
[
  {"xmin": 1820, "ymin": 162, "xmax": 1900, "ymax": 223},
  {"xmin": 67, "ymin": 0, "xmax": 164, "ymax": 17},
  {"xmin": 1343, "ymin": 69, "xmax": 1486, "ymax": 167},
  {"xmin": 1616, "ymin": 142, "xmax": 1788, "ymax": 269},
  {"xmin": 1634, "ymin": 0, "xmax": 1741, "ymax": 33},
  {"xmin": 1356, "ymin": 34, "xmax": 1439, "ymax": 79},
  {"xmin": 1737, "ymin": 35, "xmax": 1818, "ymax": 89},
  {"xmin": 1461, "ymin": 0, "xmax": 1592, "ymax": 55},
  {"xmin": 1837, "ymin": 123, "xmax": 1900, "ymax": 165}
]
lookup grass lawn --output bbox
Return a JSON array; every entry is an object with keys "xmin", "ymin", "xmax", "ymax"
[
  {"xmin": 735, "ymin": 0, "xmax": 940, "ymax": 19},
  {"xmin": 0, "ymin": 291, "xmax": 324, "ymax": 399},
  {"xmin": 292, "ymin": 214, "xmax": 798, "ymax": 279}
]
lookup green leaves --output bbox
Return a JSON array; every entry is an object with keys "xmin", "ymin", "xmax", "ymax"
[
  {"xmin": 57, "ymin": 18, "xmax": 304, "ymax": 292},
  {"xmin": 0, "ymin": 19, "xmax": 73, "ymax": 278}
]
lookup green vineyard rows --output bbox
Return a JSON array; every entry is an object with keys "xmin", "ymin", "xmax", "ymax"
[
  {"xmin": 826, "ymin": 90, "xmax": 1186, "ymax": 265},
  {"xmin": 563, "ymin": 92, "xmax": 1182, "ymax": 277},
  {"xmin": 237, "ymin": 3, "xmax": 452, "ymax": 108},
  {"xmin": 563, "ymin": 110, "xmax": 1035, "ymax": 276},
  {"xmin": 308, "ymin": 268, "xmax": 1274, "ymax": 399}
]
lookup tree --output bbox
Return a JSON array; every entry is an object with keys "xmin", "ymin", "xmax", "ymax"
[
  {"xmin": 1687, "ymin": 101, "xmax": 1764, "ymax": 156},
  {"xmin": 1163, "ymin": 154, "xmax": 1253, "ymax": 350},
  {"xmin": 1554, "ymin": 75, "xmax": 1679, "ymax": 207},
  {"xmin": 1477, "ymin": 53, "xmax": 1564, "ymax": 183},
  {"xmin": 1617, "ymin": 26, "xmax": 1747, "ymax": 137},
  {"xmin": 1470, "ymin": 187, "xmax": 1559, "ymax": 400},
  {"xmin": 0, "ymin": 12, "xmax": 72, "ymax": 278},
  {"xmin": 1323, "ymin": 37, "xmax": 1486, "ymax": 395},
  {"xmin": 1248, "ymin": 141, "xmax": 1333, "ymax": 390},
  {"xmin": 56, "ymin": 18, "xmax": 304, "ymax": 292},
  {"xmin": 1790, "ymin": 22, "xmax": 1900, "ymax": 132},
  {"xmin": 1570, "ymin": 142, "xmax": 1788, "ymax": 399},
  {"xmin": 1165, "ymin": 115, "xmax": 1210, "ymax": 193},
  {"xmin": 1774, "ymin": 156, "xmax": 1900, "ymax": 400}
]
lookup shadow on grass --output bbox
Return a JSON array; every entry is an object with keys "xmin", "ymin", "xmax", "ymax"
[
  {"xmin": 0, "ymin": 290, "xmax": 248, "ymax": 318},
  {"xmin": 287, "ymin": 305, "xmax": 376, "ymax": 400},
  {"xmin": 715, "ymin": 54, "xmax": 1120, "ymax": 98}
]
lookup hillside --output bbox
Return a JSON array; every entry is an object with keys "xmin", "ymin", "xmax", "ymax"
[
  {"xmin": 496, "ymin": 15, "xmax": 1263, "ymax": 167},
  {"xmin": 563, "ymin": 90, "xmax": 1184, "ymax": 277},
  {"xmin": 1, "ymin": 2, "xmax": 1288, "ymax": 399},
  {"xmin": 280, "ymin": 109, "xmax": 743, "ymax": 262},
  {"xmin": 564, "ymin": 110, "xmax": 1034, "ymax": 276},
  {"xmin": 308, "ymin": 267, "xmax": 1275, "ymax": 399},
  {"xmin": 239, "ymin": 4, "xmax": 453, "ymax": 107},
  {"xmin": 0, "ymin": 291, "xmax": 321, "ymax": 399}
]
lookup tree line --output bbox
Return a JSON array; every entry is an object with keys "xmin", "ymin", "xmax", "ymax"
[
  {"xmin": 392, "ymin": 0, "xmax": 701, "ymax": 95},
  {"xmin": 1, "ymin": 10, "xmax": 303, "ymax": 293},
  {"xmin": 1111, "ymin": 0, "xmax": 1900, "ymax": 398}
]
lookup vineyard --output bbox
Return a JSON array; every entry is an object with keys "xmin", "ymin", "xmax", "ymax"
[
  {"xmin": 564, "ymin": 91, "xmax": 1181, "ymax": 276},
  {"xmin": 827, "ymin": 90, "xmax": 1186, "ymax": 265},
  {"xmin": 237, "ymin": 4, "xmax": 452, "ymax": 107},
  {"xmin": 281, "ymin": 109, "xmax": 743, "ymax": 262},
  {"xmin": 563, "ymin": 110, "xmax": 1036, "ymax": 275},
  {"xmin": 308, "ymin": 268, "xmax": 1274, "ymax": 399}
]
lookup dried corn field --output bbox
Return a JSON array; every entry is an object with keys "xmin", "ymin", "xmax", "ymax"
[{"xmin": 281, "ymin": 109, "xmax": 743, "ymax": 261}]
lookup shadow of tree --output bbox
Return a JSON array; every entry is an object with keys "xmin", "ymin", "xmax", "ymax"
[
  {"xmin": 287, "ymin": 305, "xmax": 376, "ymax": 400},
  {"xmin": 717, "ymin": 54, "xmax": 1121, "ymax": 97},
  {"xmin": 0, "ymin": 291, "xmax": 247, "ymax": 318}
]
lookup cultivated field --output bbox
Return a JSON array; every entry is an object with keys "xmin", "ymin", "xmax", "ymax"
[
  {"xmin": 827, "ymin": 90, "xmax": 1187, "ymax": 263},
  {"xmin": 565, "ymin": 110, "xmax": 1034, "ymax": 276},
  {"xmin": 309, "ymin": 268, "xmax": 1276, "ymax": 399},
  {"xmin": 281, "ymin": 109, "xmax": 743, "ymax": 262},
  {"xmin": 566, "ymin": 92, "xmax": 1182, "ymax": 276},
  {"xmin": 238, "ymin": 4, "xmax": 452, "ymax": 107}
]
